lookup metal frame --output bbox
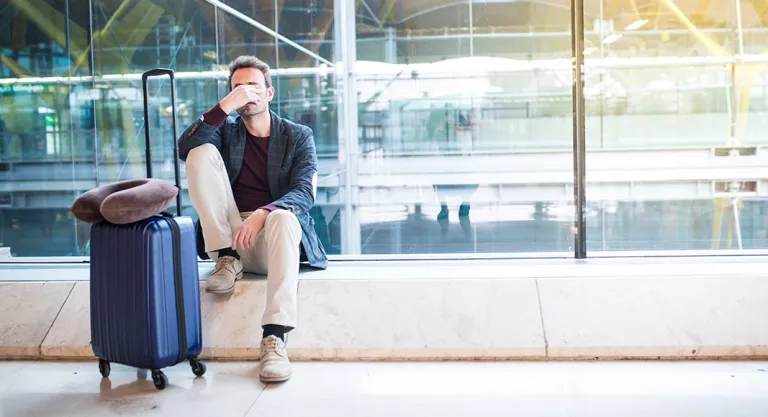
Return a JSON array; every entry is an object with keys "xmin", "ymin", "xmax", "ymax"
[
  {"xmin": 87, "ymin": 0, "xmax": 99, "ymax": 187},
  {"xmin": 201, "ymin": 0, "xmax": 334, "ymax": 67},
  {"xmin": 7, "ymin": 53, "xmax": 768, "ymax": 85},
  {"xmin": 396, "ymin": 0, "xmax": 571, "ymax": 25},
  {"xmin": 571, "ymin": 0, "xmax": 587, "ymax": 259},
  {"xmin": 336, "ymin": 0, "xmax": 361, "ymax": 254},
  {"xmin": 360, "ymin": 0, "xmax": 384, "ymax": 29},
  {"xmin": 6, "ymin": 250, "xmax": 768, "ymax": 267}
]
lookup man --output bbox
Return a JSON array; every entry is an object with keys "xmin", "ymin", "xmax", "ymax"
[{"xmin": 178, "ymin": 56, "xmax": 327, "ymax": 383}]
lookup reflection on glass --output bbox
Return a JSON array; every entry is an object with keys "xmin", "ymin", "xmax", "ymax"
[
  {"xmin": 271, "ymin": 72, "xmax": 342, "ymax": 255},
  {"xmin": 277, "ymin": 0, "xmax": 335, "ymax": 69},
  {"xmin": 2, "ymin": 0, "xmax": 767, "ymax": 258},
  {"xmin": 0, "ymin": 0, "xmax": 94, "ymax": 256},
  {"xmin": 354, "ymin": 0, "xmax": 574, "ymax": 255},
  {"xmin": 585, "ymin": 0, "xmax": 768, "ymax": 252},
  {"xmin": 217, "ymin": 0, "xmax": 277, "ymax": 68}
]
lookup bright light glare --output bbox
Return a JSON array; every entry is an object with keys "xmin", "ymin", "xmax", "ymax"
[
  {"xmin": 625, "ymin": 19, "xmax": 649, "ymax": 31},
  {"xmin": 602, "ymin": 33, "xmax": 623, "ymax": 45}
]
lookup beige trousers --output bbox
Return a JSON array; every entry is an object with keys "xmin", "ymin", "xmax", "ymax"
[{"xmin": 185, "ymin": 144, "xmax": 301, "ymax": 328}]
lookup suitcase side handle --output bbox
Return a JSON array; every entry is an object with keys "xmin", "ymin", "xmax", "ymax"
[{"xmin": 142, "ymin": 68, "xmax": 182, "ymax": 217}]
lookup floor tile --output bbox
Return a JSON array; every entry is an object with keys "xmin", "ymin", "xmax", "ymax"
[
  {"xmin": 0, "ymin": 361, "xmax": 265, "ymax": 417},
  {"xmin": 248, "ymin": 362, "xmax": 768, "ymax": 417},
  {"xmin": 0, "ymin": 361, "xmax": 35, "ymax": 395},
  {"xmin": 3, "ymin": 361, "xmax": 768, "ymax": 417}
]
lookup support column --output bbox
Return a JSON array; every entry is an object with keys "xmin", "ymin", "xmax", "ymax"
[
  {"xmin": 384, "ymin": 27, "xmax": 397, "ymax": 63},
  {"xmin": 571, "ymin": 0, "xmax": 587, "ymax": 259},
  {"xmin": 335, "ymin": 0, "xmax": 361, "ymax": 254}
]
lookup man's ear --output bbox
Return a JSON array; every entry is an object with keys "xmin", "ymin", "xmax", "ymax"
[{"xmin": 267, "ymin": 86, "xmax": 275, "ymax": 102}]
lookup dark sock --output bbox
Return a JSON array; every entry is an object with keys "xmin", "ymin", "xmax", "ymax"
[
  {"xmin": 262, "ymin": 324, "xmax": 290, "ymax": 342},
  {"xmin": 217, "ymin": 247, "xmax": 240, "ymax": 260}
]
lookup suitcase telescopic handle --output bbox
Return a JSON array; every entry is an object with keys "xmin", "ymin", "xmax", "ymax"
[{"xmin": 142, "ymin": 68, "xmax": 182, "ymax": 217}]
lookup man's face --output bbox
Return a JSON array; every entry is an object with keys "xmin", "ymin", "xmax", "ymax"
[{"xmin": 231, "ymin": 67, "xmax": 274, "ymax": 117}]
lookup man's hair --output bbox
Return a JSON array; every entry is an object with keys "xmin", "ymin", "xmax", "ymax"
[{"xmin": 228, "ymin": 55, "xmax": 272, "ymax": 90}]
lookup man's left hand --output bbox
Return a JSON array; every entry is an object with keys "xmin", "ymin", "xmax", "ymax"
[{"xmin": 233, "ymin": 209, "xmax": 269, "ymax": 250}]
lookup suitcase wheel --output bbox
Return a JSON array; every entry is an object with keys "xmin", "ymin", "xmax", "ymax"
[
  {"xmin": 98, "ymin": 359, "xmax": 110, "ymax": 378},
  {"xmin": 190, "ymin": 358, "xmax": 207, "ymax": 377},
  {"xmin": 151, "ymin": 369, "xmax": 168, "ymax": 390}
]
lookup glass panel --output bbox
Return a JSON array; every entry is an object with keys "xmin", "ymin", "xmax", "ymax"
[
  {"xmin": 0, "ymin": 0, "xmax": 94, "ymax": 256},
  {"xmin": 353, "ymin": 1, "xmax": 575, "ymax": 255},
  {"xmin": 91, "ymin": 0, "xmax": 217, "ymax": 222},
  {"xmin": 276, "ymin": 1, "xmax": 341, "ymax": 254},
  {"xmin": 584, "ymin": 0, "xmax": 735, "ymax": 58},
  {"xmin": 217, "ymin": 0, "xmax": 277, "ymax": 69},
  {"xmin": 277, "ymin": 0, "xmax": 335, "ymax": 69},
  {"xmin": 738, "ymin": 0, "xmax": 768, "ymax": 143},
  {"xmin": 583, "ymin": 0, "xmax": 768, "ymax": 252},
  {"xmin": 272, "ymin": 70, "xmax": 342, "ymax": 255},
  {"xmin": 735, "ymin": 0, "xmax": 768, "ymax": 249}
]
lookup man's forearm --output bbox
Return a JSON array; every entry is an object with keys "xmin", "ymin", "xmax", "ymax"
[
  {"xmin": 178, "ymin": 104, "xmax": 226, "ymax": 161},
  {"xmin": 201, "ymin": 104, "xmax": 228, "ymax": 128}
]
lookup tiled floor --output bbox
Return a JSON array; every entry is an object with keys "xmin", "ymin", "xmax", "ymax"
[{"xmin": 2, "ymin": 361, "xmax": 768, "ymax": 416}]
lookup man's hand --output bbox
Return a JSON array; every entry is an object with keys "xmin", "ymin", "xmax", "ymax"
[
  {"xmin": 233, "ymin": 209, "xmax": 269, "ymax": 251},
  {"xmin": 220, "ymin": 85, "xmax": 263, "ymax": 114}
]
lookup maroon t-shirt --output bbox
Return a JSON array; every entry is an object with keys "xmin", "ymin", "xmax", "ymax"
[{"xmin": 202, "ymin": 104, "xmax": 281, "ymax": 213}]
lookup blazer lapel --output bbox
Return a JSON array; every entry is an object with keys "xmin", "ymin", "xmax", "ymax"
[{"xmin": 267, "ymin": 111, "xmax": 285, "ymax": 200}]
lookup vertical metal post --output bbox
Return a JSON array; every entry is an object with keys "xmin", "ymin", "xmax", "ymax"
[
  {"xmin": 214, "ymin": 4, "xmax": 220, "ymax": 68},
  {"xmin": 155, "ymin": 23, "xmax": 161, "ymax": 67},
  {"xmin": 217, "ymin": 4, "xmax": 227, "ymax": 97},
  {"xmin": 729, "ymin": 63, "xmax": 736, "ymax": 139},
  {"xmin": 335, "ymin": 0, "xmax": 361, "ymax": 254},
  {"xmin": 88, "ymin": 0, "xmax": 99, "ymax": 186},
  {"xmin": 571, "ymin": 0, "xmax": 587, "ymax": 258},
  {"xmin": 731, "ymin": 198, "xmax": 743, "ymax": 250},
  {"xmin": 601, "ymin": 200, "xmax": 606, "ymax": 251},
  {"xmin": 384, "ymin": 27, "xmax": 397, "ymax": 63},
  {"xmin": 65, "ymin": 0, "xmax": 80, "ymax": 254},
  {"xmin": 598, "ymin": 0, "xmax": 604, "ymax": 148},
  {"xmin": 732, "ymin": 0, "xmax": 745, "ymax": 251},
  {"xmin": 468, "ymin": 0, "xmax": 474, "ymax": 56},
  {"xmin": 731, "ymin": 0, "xmax": 745, "ymax": 143},
  {"xmin": 735, "ymin": 0, "xmax": 745, "ymax": 57},
  {"xmin": 274, "ymin": 0, "xmax": 280, "ymax": 111}
]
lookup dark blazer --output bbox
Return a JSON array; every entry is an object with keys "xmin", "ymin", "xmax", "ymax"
[{"xmin": 178, "ymin": 110, "xmax": 328, "ymax": 269}]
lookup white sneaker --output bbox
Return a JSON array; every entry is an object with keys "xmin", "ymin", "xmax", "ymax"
[
  {"xmin": 205, "ymin": 256, "xmax": 243, "ymax": 294},
  {"xmin": 259, "ymin": 335, "xmax": 292, "ymax": 383}
]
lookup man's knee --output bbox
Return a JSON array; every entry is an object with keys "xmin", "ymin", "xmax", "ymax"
[
  {"xmin": 185, "ymin": 143, "xmax": 222, "ymax": 171},
  {"xmin": 265, "ymin": 210, "xmax": 300, "ymax": 232}
]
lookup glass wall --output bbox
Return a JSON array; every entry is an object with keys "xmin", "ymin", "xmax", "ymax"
[
  {"xmin": 0, "ymin": 0, "xmax": 766, "ymax": 258},
  {"xmin": 584, "ymin": 0, "xmax": 768, "ymax": 252},
  {"xmin": 354, "ymin": 0, "xmax": 575, "ymax": 255},
  {"xmin": 0, "ymin": 0, "xmax": 94, "ymax": 256},
  {"xmin": 0, "ymin": 0, "xmax": 340, "ymax": 257}
]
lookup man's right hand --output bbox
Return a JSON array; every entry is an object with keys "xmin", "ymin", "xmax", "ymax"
[{"xmin": 219, "ymin": 85, "xmax": 263, "ymax": 114}]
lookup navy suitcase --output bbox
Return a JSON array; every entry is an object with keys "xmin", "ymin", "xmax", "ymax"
[{"xmin": 90, "ymin": 68, "xmax": 205, "ymax": 390}]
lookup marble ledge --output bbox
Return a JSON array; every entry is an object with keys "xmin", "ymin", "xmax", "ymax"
[
  {"xmin": 5, "ymin": 275, "xmax": 768, "ymax": 361},
  {"xmin": 0, "ymin": 282, "xmax": 74, "ymax": 359}
]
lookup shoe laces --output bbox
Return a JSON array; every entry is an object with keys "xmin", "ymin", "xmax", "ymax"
[
  {"xmin": 262, "ymin": 336, "xmax": 286, "ymax": 357},
  {"xmin": 213, "ymin": 256, "xmax": 236, "ymax": 276}
]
